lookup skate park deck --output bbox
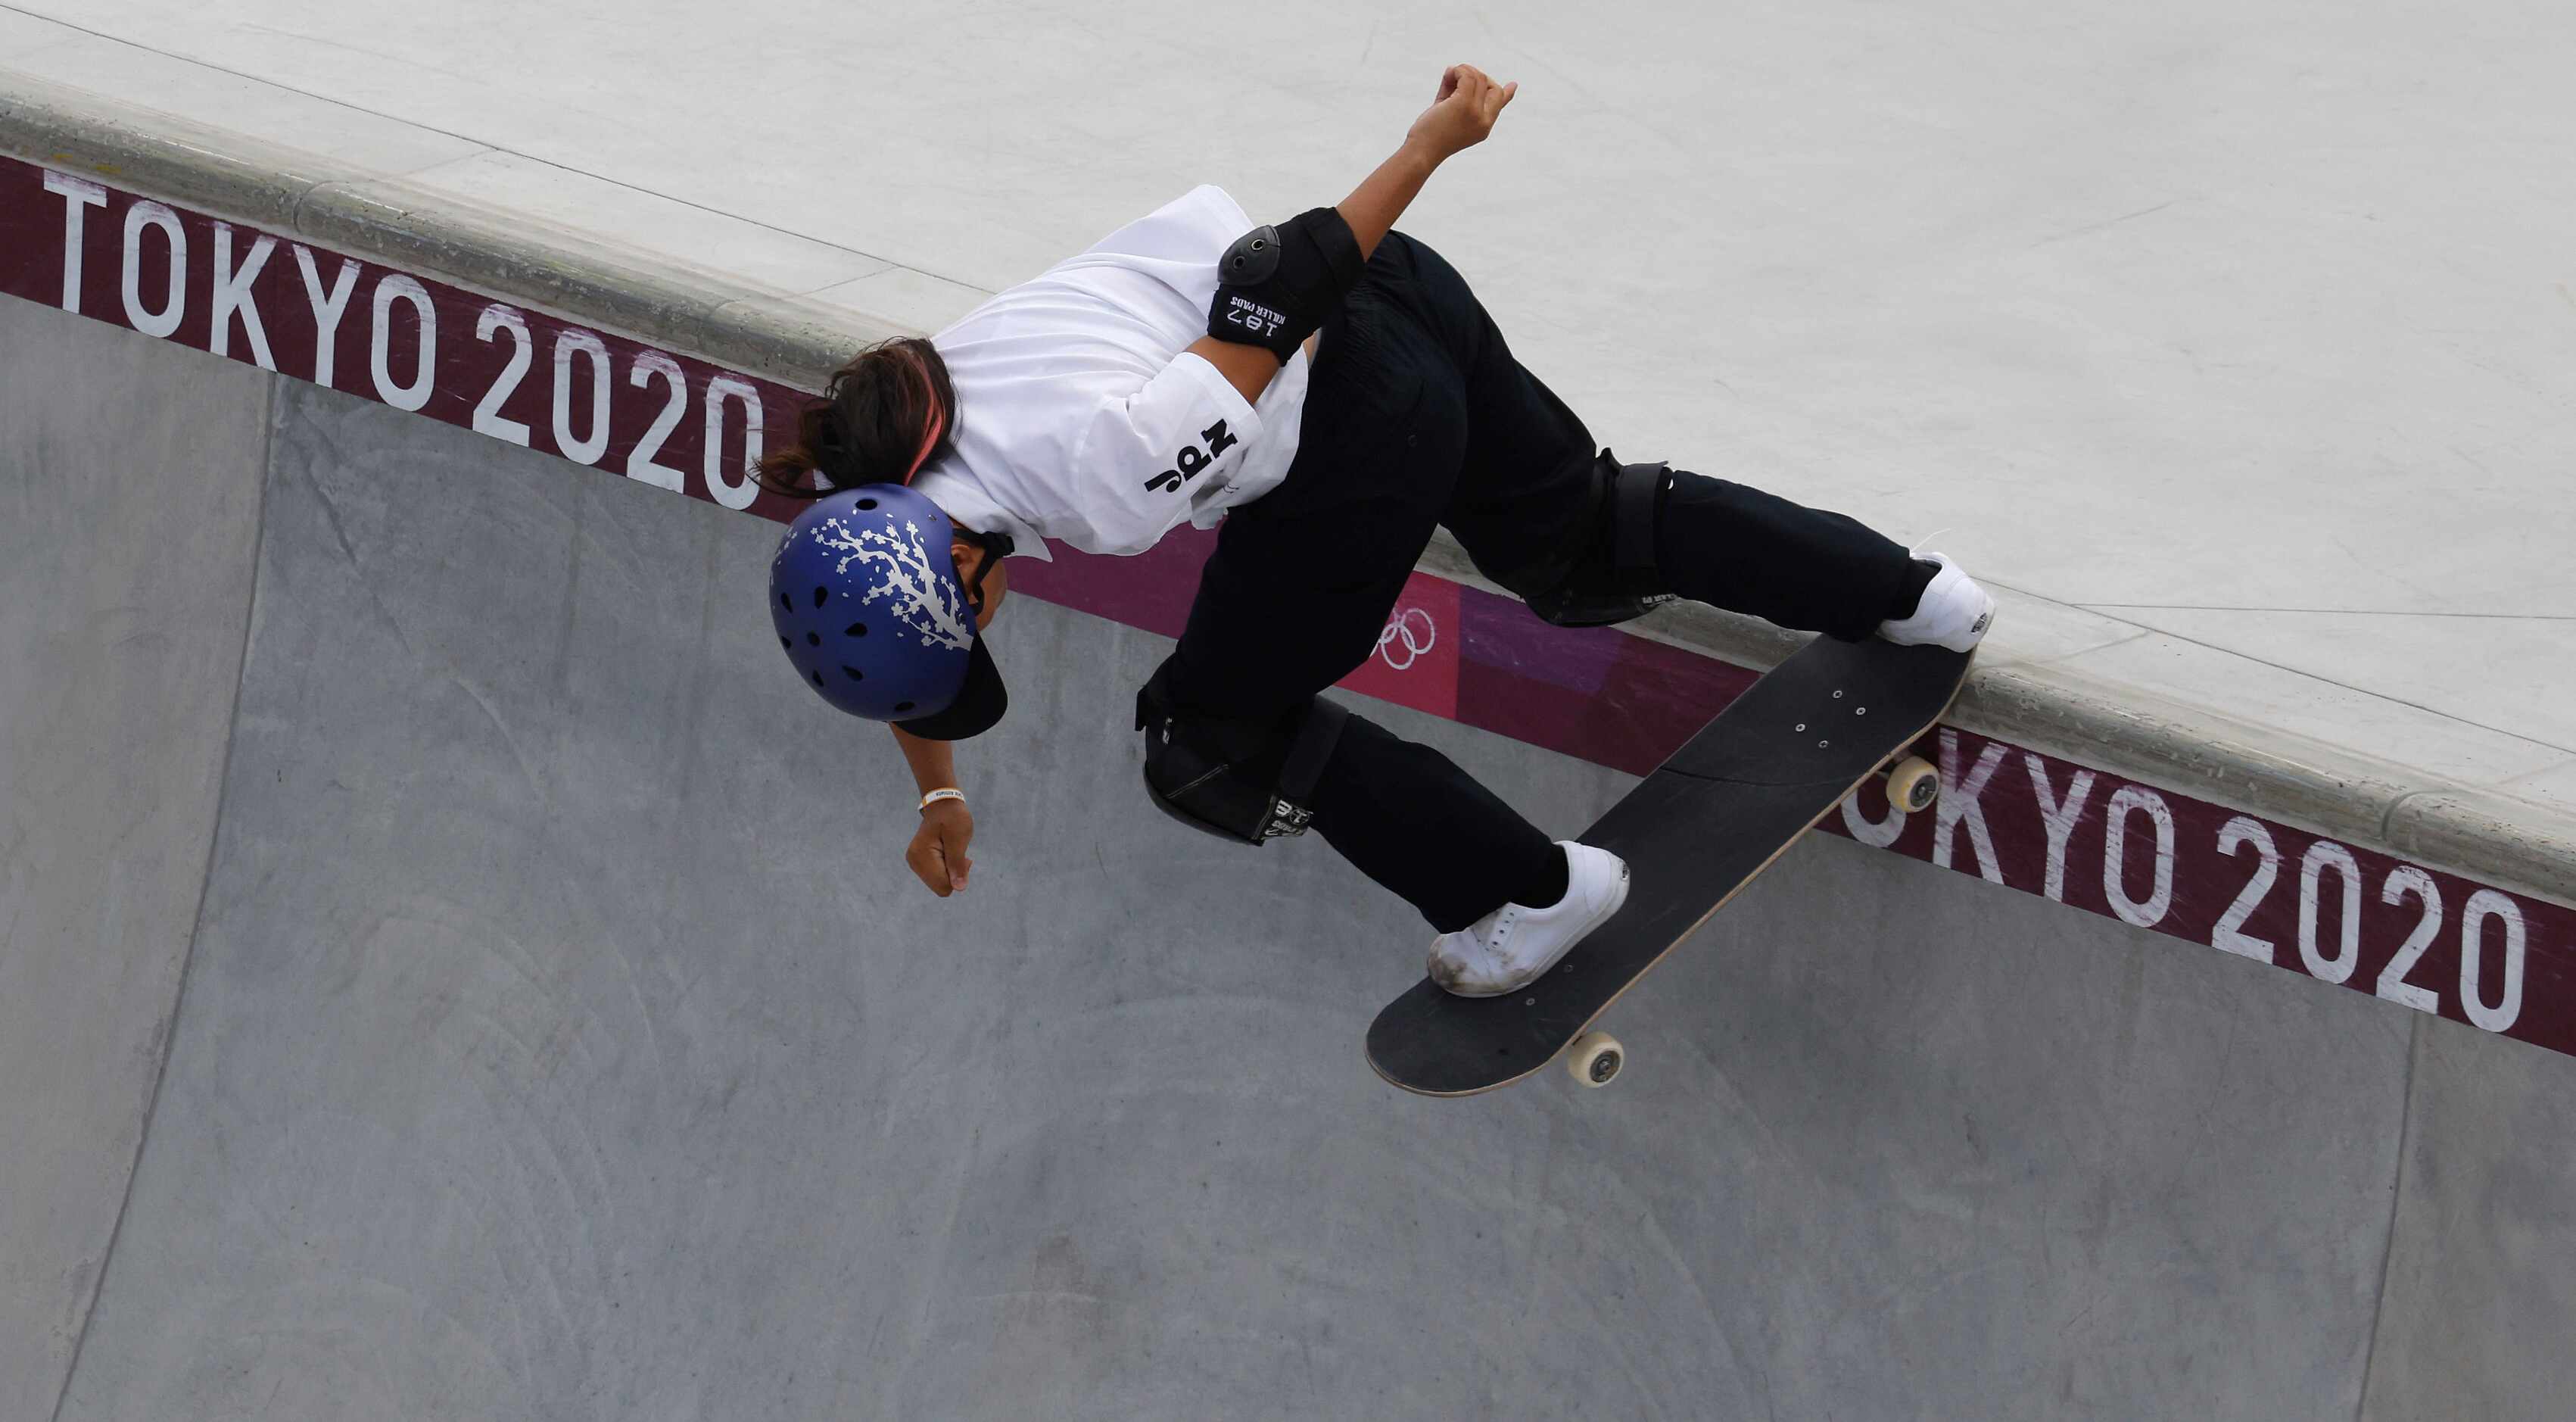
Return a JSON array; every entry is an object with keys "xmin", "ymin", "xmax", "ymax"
[{"xmin": 5, "ymin": 30, "xmax": 2576, "ymax": 1420}]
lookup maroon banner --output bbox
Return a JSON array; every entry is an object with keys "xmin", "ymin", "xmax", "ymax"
[
  {"xmin": 0, "ymin": 157, "xmax": 812, "ymax": 525},
  {"xmin": 1823, "ymin": 729, "xmax": 2571, "ymax": 1056},
  {"xmin": 5, "ymin": 151, "xmax": 2567, "ymax": 1059}
]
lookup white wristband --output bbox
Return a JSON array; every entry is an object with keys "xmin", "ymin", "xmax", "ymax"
[{"xmin": 919, "ymin": 787, "xmax": 966, "ymax": 812}]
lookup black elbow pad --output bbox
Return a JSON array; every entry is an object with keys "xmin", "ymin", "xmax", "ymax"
[{"xmin": 1207, "ymin": 207, "xmax": 1365, "ymax": 361}]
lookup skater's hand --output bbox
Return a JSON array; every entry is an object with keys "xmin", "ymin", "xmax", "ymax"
[
  {"xmin": 1404, "ymin": 64, "xmax": 1516, "ymax": 164},
  {"xmin": 908, "ymin": 800, "xmax": 974, "ymax": 897}
]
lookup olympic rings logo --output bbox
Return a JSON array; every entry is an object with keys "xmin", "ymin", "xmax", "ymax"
[{"xmin": 1375, "ymin": 607, "xmax": 1438, "ymax": 671}]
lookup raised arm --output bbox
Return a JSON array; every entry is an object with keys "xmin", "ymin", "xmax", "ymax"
[
  {"xmin": 1340, "ymin": 64, "xmax": 1518, "ymax": 259},
  {"xmin": 1191, "ymin": 64, "xmax": 1518, "ymax": 403}
]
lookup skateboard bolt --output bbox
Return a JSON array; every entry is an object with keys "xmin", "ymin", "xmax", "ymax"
[
  {"xmin": 1855, "ymin": 707, "xmax": 1867, "ymax": 716},
  {"xmin": 1819, "ymin": 740, "xmax": 1830, "ymax": 747},
  {"xmin": 1795, "ymin": 722, "xmax": 1807, "ymax": 732},
  {"xmin": 1833, "ymin": 690, "xmax": 1844, "ymax": 699}
]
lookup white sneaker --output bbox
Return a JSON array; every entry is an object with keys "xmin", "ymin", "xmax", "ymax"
[
  {"xmin": 1877, "ymin": 550, "xmax": 1994, "ymax": 652},
  {"xmin": 1428, "ymin": 843, "xmax": 1631, "ymax": 998}
]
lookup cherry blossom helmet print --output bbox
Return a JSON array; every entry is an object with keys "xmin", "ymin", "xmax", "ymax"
[{"xmin": 768, "ymin": 485, "xmax": 1009, "ymax": 740}]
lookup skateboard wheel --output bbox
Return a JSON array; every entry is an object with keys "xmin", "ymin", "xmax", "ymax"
[
  {"xmin": 1567, "ymin": 1031, "xmax": 1624, "ymax": 1087},
  {"xmin": 1887, "ymin": 756, "xmax": 1940, "ymax": 813}
]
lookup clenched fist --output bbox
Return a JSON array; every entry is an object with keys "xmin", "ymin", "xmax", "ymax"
[
  {"xmin": 1405, "ymin": 64, "xmax": 1518, "ymax": 164},
  {"xmin": 907, "ymin": 800, "xmax": 974, "ymax": 897}
]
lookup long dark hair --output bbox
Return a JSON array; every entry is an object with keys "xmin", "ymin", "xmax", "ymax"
[{"xmin": 756, "ymin": 336, "xmax": 959, "ymax": 497}]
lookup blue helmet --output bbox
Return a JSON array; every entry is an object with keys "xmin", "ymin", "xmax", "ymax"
[{"xmin": 768, "ymin": 485, "xmax": 1008, "ymax": 738}]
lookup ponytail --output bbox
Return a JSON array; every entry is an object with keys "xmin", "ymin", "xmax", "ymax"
[{"xmin": 755, "ymin": 336, "xmax": 959, "ymax": 498}]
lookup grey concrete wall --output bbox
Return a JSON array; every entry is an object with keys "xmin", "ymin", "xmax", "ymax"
[
  {"xmin": 2364, "ymin": 1018, "xmax": 2576, "ymax": 1420},
  {"xmin": 25, "ymin": 363, "xmax": 2566, "ymax": 1419},
  {"xmin": 0, "ymin": 298, "xmax": 269, "ymax": 1420}
]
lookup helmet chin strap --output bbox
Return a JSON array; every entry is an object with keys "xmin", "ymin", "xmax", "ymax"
[{"xmin": 961, "ymin": 526, "xmax": 1015, "ymax": 609}]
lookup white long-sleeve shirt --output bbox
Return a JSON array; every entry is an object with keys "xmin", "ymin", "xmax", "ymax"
[{"xmin": 910, "ymin": 186, "xmax": 1312, "ymax": 562}]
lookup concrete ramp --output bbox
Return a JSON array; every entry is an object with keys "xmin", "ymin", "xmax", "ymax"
[{"xmin": 4, "ymin": 108, "xmax": 2574, "ymax": 1420}]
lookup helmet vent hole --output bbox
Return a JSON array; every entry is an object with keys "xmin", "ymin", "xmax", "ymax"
[
  {"xmin": 809, "ymin": 671, "xmax": 824, "ymax": 688},
  {"xmin": 805, "ymin": 632, "xmax": 821, "ymax": 647},
  {"xmin": 894, "ymin": 700, "xmax": 916, "ymax": 713},
  {"xmin": 777, "ymin": 635, "xmax": 791, "ymax": 651},
  {"xmin": 857, "ymin": 497, "xmax": 879, "ymax": 510},
  {"xmin": 779, "ymin": 592, "xmax": 792, "ymax": 613},
  {"xmin": 841, "ymin": 666, "xmax": 864, "ymax": 681},
  {"xmin": 844, "ymin": 622, "xmax": 868, "ymax": 638},
  {"xmin": 811, "ymin": 585, "xmax": 828, "ymax": 609}
]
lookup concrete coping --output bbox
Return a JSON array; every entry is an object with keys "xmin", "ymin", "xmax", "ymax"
[{"xmin": 7, "ymin": 70, "xmax": 2571, "ymax": 912}]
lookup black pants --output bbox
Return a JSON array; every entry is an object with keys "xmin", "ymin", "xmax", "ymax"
[{"xmin": 1157, "ymin": 233, "xmax": 1915, "ymax": 931}]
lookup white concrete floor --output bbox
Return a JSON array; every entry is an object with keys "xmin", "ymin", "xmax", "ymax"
[{"xmin": 10, "ymin": 0, "xmax": 2574, "ymax": 814}]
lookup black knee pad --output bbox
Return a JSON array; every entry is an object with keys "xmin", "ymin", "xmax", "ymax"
[
  {"xmin": 1135, "ymin": 668, "xmax": 1352, "ymax": 845},
  {"xmin": 1519, "ymin": 453, "xmax": 1679, "ymax": 629}
]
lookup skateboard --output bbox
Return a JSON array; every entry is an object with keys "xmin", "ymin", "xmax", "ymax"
[{"xmin": 1365, "ymin": 635, "xmax": 1973, "ymax": 1096}]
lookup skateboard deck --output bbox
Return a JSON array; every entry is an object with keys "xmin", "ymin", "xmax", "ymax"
[{"xmin": 1366, "ymin": 635, "xmax": 1973, "ymax": 1096}]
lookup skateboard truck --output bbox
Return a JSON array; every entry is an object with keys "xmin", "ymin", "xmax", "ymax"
[{"xmin": 1803, "ymin": 703, "xmax": 1941, "ymax": 815}]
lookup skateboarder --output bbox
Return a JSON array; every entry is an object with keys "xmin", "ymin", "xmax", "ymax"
[{"xmin": 762, "ymin": 64, "xmax": 1994, "ymax": 999}]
